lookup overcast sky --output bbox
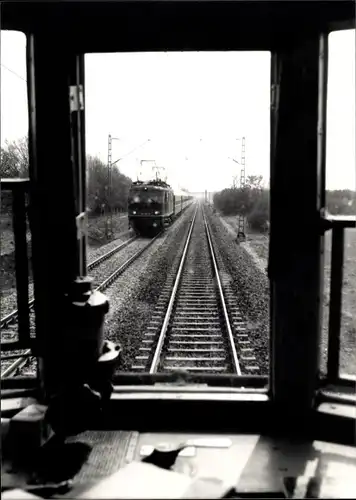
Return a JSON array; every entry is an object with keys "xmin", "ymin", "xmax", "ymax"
[{"xmin": 1, "ymin": 29, "xmax": 355, "ymax": 192}]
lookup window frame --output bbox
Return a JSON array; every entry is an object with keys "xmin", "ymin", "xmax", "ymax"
[{"xmin": 1, "ymin": 3, "xmax": 355, "ymax": 424}]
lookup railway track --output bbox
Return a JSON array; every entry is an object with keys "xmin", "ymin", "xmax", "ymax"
[
  {"xmin": 0, "ymin": 235, "xmax": 138, "ymax": 330},
  {"xmin": 133, "ymin": 203, "xmax": 260, "ymax": 374},
  {"xmin": 1, "ymin": 202, "xmax": 194, "ymax": 378},
  {"xmin": 1, "ymin": 202, "xmax": 192, "ymax": 330},
  {"xmin": 0, "ymin": 233, "xmax": 157, "ymax": 378}
]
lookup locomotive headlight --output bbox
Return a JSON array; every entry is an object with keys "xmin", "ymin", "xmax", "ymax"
[
  {"xmin": 154, "ymin": 211, "xmax": 160, "ymax": 215},
  {"xmin": 133, "ymin": 211, "xmax": 136, "ymax": 215}
]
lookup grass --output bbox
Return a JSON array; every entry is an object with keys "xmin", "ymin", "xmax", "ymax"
[
  {"xmin": 0, "ymin": 212, "xmax": 129, "ymax": 296},
  {"xmin": 87, "ymin": 211, "xmax": 129, "ymax": 246},
  {"xmin": 220, "ymin": 213, "xmax": 356, "ymax": 377},
  {"xmin": 322, "ymin": 228, "xmax": 356, "ymax": 376}
]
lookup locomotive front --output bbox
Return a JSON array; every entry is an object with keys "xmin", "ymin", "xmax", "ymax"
[{"xmin": 128, "ymin": 181, "xmax": 173, "ymax": 234}]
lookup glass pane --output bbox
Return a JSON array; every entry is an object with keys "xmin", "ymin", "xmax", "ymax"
[
  {"xmin": 340, "ymin": 228, "xmax": 356, "ymax": 377},
  {"xmin": 85, "ymin": 51, "xmax": 270, "ymax": 385},
  {"xmin": 0, "ymin": 30, "xmax": 35, "ymax": 377},
  {"xmin": 322, "ymin": 29, "xmax": 356, "ymax": 377}
]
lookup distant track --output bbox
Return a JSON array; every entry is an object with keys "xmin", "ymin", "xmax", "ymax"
[
  {"xmin": 1, "ymin": 202, "xmax": 194, "ymax": 378},
  {"xmin": 0, "ymin": 235, "xmax": 139, "ymax": 378},
  {"xmin": 0, "ymin": 235, "xmax": 137, "ymax": 330}
]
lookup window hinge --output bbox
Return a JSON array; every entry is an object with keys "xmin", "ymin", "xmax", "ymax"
[
  {"xmin": 69, "ymin": 85, "xmax": 84, "ymax": 112},
  {"xmin": 76, "ymin": 211, "xmax": 88, "ymax": 239},
  {"xmin": 271, "ymin": 83, "xmax": 280, "ymax": 112}
]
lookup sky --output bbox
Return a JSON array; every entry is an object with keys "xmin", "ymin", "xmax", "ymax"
[{"xmin": 1, "ymin": 29, "xmax": 355, "ymax": 193}]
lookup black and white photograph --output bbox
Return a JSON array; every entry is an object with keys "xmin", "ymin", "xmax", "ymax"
[{"xmin": 1, "ymin": 2, "xmax": 355, "ymax": 498}]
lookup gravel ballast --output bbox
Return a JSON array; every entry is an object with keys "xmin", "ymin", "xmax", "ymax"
[
  {"xmin": 102, "ymin": 205, "xmax": 195, "ymax": 371},
  {"xmin": 0, "ymin": 230, "xmax": 134, "ymax": 322},
  {"xmin": 89, "ymin": 237, "xmax": 151, "ymax": 289},
  {"xmin": 86, "ymin": 229, "xmax": 133, "ymax": 262},
  {"xmin": 2, "ymin": 206, "xmax": 194, "ymax": 377},
  {"xmin": 206, "ymin": 208, "xmax": 270, "ymax": 375}
]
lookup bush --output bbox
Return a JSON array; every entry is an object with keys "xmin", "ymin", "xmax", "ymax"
[
  {"xmin": 247, "ymin": 208, "xmax": 268, "ymax": 231},
  {"xmin": 86, "ymin": 155, "xmax": 132, "ymax": 214},
  {"xmin": 326, "ymin": 190, "xmax": 356, "ymax": 215},
  {"xmin": 213, "ymin": 176, "xmax": 269, "ymax": 233}
]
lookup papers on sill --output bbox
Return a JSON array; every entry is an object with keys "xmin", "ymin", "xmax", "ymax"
[{"xmin": 75, "ymin": 461, "xmax": 234, "ymax": 499}]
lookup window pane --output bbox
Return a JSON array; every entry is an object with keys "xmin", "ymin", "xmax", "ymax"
[
  {"xmin": 1, "ymin": 30, "xmax": 35, "ymax": 377},
  {"xmin": 322, "ymin": 30, "xmax": 356, "ymax": 377},
  {"xmin": 85, "ymin": 51, "xmax": 270, "ymax": 385}
]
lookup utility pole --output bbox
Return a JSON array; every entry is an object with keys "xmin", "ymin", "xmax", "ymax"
[
  {"xmin": 107, "ymin": 134, "xmax": 112, "ymax": 238},
  {"xmin": 107, "ymin": 136, "xmax": 150, "ymax": 235},
  {"xmin": 107, "ymin": 134, "xmax": 119, "ymax": 238},
  {"xmin": 237, "ymin": 136, "xmax": 246, "ymax": 241}
]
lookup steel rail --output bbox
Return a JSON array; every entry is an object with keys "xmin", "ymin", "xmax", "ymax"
[
  {"xmin": 1, "ymin": 203, "xmax": 195, "ymax": 378},
  {"xmin": 96, "ymin": 232, "xmax": 162, "ymax": 293},
  {"xmin": 1, "ymin": 235, "xmax": 156, "ymax": 378},
  {"xmin": 149, "ymin": 206, "xmax": 198, "ymax": 373},
  {"xmin": 0, "ymin": 299, "xmax": 35, "ymax": 329},
  {"xmin": 203, "ymin": 211, "xmax": 242, "ymax": 375},
  {"xmin": 1, "ymin": 204, "xmax": 193, "ymax": 327},
  {"xmin": 87, "ymin": 235, "xmax": 137, "ymax": 271},
  {"xmin": 1, "ymin": 349, "xmax": 31, "ymax": 378},
  {"xmin": 2, "ymin": 235, "xmax": 159, "ymax": 378},
  {"xmin": 0, "ymin": 235, "xmax": 137, "ymax": 328}
]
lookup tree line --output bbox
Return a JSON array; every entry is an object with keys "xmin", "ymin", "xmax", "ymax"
[
  {"xmin": 1, "ymin": 137, "xmax": 355, "ymax": 223},
  {"xmin": 213, "ymin": 176, "xmax": 355, "ymax": 233},
  {"xmin": 86, "ymin": 155, "xmax": 132, "ymax": 215},
  {"xmin": 325, "ymin": 190, "xmax": 356, "ymax": 216},
  {"xmin": 0, "ymin": 137, "xmax": 132, "ymax": 215},
  {"xmin": 213, "ymin": 175, "xmax": 270, "ymax": 231}
]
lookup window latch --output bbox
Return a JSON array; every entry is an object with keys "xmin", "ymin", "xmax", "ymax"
[
  {"xmin": 76, "ymin": 211, "xmax": 88, "ymax": 240},
  {"xmin": 69, "ymin": 85, "xmax": 84, "ymax": 112}
]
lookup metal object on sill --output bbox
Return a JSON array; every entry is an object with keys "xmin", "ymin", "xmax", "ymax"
[
  {"xmin": 2, "ymin": 480, "xmax": 73, "ymax": 497},
  {"xmin": 140, "ymin": 444, "xmax": 196, "ymax": 458},
  {"xmin": 141, "ymin": 438, "xmax": 232, "ymax": 469},
  {"xmin": 185, "ymin": 438, "xmax": 232, "ymax": 448},
  {"xmin": 142, "ymin": 445, "xmax": 188, "ymax": 469},
  {"xmin": 46, "ymin": 341, "xmax": 121, "ymax": 438},
  {"xmin": 45, "ymin": 275, "xmax": 120, "ymax": 438}
]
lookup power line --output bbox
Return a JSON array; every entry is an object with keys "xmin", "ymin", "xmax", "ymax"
[
  {"xmin": 1, "ymin": 64, "xmax": 27, "ymax": 82},
  {"xmin": 111, "ymin": 138, "xmax": 150, "ymax": 166}
]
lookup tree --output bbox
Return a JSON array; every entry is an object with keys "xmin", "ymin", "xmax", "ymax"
[
  {"xmin": 86, "ymin": 155, "xmax": 132, "ymax": 214},
  {"xmin": 110, "ymin": 165, "xmax": 132, "ymax": 211},
  {"xmin": 326, "ymin": 190, "xmax": 356, "ymax": 215},
  {"xmin": 246, "ymin": 175, "xmax": 263, "ymax": 191},
  {"xmin": 247, "ymin": 189, "xmax": 269, "ymax": 231},
  {"xmin": 1, "ymin": 137, "xmax": 29, "ymax": 214},
  {"xmin": 0, "ymin": 136, "xmax": 29, "ymax": 178},
  {"xmin": 213, "ymin": 174, "xmax": 269, "ymax": 233}
]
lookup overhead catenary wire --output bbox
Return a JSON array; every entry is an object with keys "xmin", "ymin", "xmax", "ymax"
[{"xmin": 1, "ymin": 64, "xmax": 27, "ymax": 82}]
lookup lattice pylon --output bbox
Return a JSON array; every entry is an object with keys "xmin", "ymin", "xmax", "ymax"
[
  {"xmin": 237, "ymin": 137, "xmax": 246, "ymax": 241},
  {"xmin": 107, "ymin": 134, "xmax": 113, "ymax": 237}
]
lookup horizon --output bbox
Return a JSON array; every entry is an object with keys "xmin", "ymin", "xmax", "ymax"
[{"xmin": 1, "ymin": 29, "xmax": 355, "ymax": 193}]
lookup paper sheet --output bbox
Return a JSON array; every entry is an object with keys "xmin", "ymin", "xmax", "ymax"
[{"xmin": 77, "ymin": 461, "xmax": 234, "ymax": 499}]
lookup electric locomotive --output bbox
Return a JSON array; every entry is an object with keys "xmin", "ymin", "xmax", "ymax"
[{"xmin": 128, "ymin": 179, "xmax": 176, "ymax": 234}]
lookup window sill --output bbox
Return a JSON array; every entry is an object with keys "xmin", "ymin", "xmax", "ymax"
[
  {"xmin": 111, "ymin": 385, "xmax": 268, "ymax": 400},
  {"xmin": 316, "ymin": 401, "xmax": 356, "ymax": 420}
]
